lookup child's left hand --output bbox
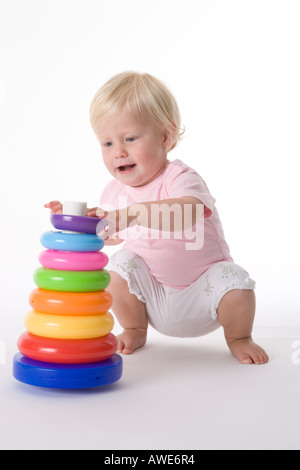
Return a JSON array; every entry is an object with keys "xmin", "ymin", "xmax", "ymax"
[
  {"xmin": 95, "ymin": 208, "xmax": 118, "ymax": 239},
  {"xmin": 86, "ymin": 207, "xmax": 100, "ymax": 217},
  {"xmin": 90, "ymin": 207, "xmax": 133, "ymax": 240}
]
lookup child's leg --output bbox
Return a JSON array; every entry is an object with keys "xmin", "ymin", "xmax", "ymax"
[
  {"xmin": 105, "ymin": 248, "xmax": 168, "ymax": 354},
  {"xmin": 107, "ymin": 271, "xmax": 148, "ymax": 355},
  {"xmin": 217, "ymin": 289, "xmax": 269, "ymax": 364}
]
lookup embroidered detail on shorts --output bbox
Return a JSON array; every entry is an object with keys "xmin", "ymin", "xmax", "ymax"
[
  {"xmin": 220, "ymin": 264, "xmax": 238, "ymax": 279},
  {"xmin": 203, "ymin": 276, "xmax": 214, "ymax": 296},
  {"xmin": 110, "ymin": 252, "xmax": 139, "ymax": 272},
  {"xmin": 109, "ymin": 252, "xmax": 118, "ymax": 263},
  {"xmin": 125, "ymin": 256, "xmax": 139, "ymax": 272},
  {"xmin": 108, "ymin": 252, "xmax": 145, "ymax": 303}
]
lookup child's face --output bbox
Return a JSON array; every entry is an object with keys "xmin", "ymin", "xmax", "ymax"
[{"xmin": 96, "ymin": 107, "xmax": 170, "ymax": 187}]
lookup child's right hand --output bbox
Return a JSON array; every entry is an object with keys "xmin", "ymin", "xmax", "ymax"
[
  {"xmin": 44, "ymin": 201, "xmax": 63, "ymax": 213},
  {"xmin": 44, "ymin": 201, "xmax": 100, "ymax": 217}
]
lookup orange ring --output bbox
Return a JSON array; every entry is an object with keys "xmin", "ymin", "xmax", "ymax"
[{"xmin": 29, "ymin": 288, "xmax": 112, "ymax": 315}]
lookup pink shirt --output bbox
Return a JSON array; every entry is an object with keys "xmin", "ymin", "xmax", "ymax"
[{"xmin": 100, "ymin": 159, "xmax": 233, "ymax": 289}]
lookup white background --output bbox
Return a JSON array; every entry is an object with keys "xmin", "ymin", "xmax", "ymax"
[
  {"xmin": 0, "ymin": 0, "xmax": 300, "ymax": 450},
  {"xmin": 0, "ymin": 0, "xmax": 299, "ymax": 273}
]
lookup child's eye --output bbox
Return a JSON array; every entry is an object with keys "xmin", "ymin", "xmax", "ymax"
[
  {"xmin": 126, "ymin": 137, "xmax": 136, "ymax": 142},
  {"xmin": 103, "ymin": 142, "xmax": 113, "ymax": 147}
]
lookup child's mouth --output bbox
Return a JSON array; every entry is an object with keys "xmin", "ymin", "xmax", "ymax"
[{"xmin": 117, "ymin": 164, "xmax": 136, "ymax": 173}]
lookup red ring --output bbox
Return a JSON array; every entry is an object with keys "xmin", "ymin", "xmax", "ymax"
[{"xmin": 17, "ymin": 331, "xmax": 118, "ymax": 364}]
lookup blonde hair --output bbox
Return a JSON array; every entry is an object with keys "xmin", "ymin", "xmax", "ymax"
[{"xmin": 90, "ymin": 71, "xmax": 185, "ymax": 151}]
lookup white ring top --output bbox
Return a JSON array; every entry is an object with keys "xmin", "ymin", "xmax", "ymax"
[{"xmin": 63, "ymin": 201, "xmax": 87, "ymax": 217}]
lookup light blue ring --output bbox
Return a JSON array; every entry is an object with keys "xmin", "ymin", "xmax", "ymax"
[{"xmin": 40, "ymin": 231, "xmax": 104, "ymax": 252}]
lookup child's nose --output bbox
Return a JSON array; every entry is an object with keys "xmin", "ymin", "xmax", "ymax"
[{"xmin": 115, "ymin": 143, "xmax": 128, "ymax": 158}]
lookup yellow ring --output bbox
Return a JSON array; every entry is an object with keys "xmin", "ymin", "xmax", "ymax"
[{"xmin": 24, "ymin": 310, "xmax": 114, "ymax": 339}]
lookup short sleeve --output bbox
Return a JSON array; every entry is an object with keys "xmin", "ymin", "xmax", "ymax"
[{"xmin": 164, "ymin": 161, "xmax": 215, "ymax": 218}]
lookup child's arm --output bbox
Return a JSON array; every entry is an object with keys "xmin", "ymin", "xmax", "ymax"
[
  {"xmin": 131, "ymin": 196, "xmax": 203, "ymax": 231},
  {"xmin": 96, "ymin": 196, "xmax": 204, "ymax": 237}
]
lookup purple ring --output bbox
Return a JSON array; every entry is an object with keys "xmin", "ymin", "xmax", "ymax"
[{"xmin": 50, "ymin": 214, "xmax": 103, "ymax": 234}]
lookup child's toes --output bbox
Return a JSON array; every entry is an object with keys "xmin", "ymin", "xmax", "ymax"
[
  {"xmin": 239, "ymin": 353, "xmax": 253, "ymax": 364},
  {"xmin": 122, "ymin": 346, "xmax": 134, "ymax": 355},
  {"xmin": 117, "ymin": 338, "xmax": 125, "ymax": 354},
  {"xmin": 251, "ymin": 347, "xmax": 269, "ymax": 364},
  {"xmin": 256, "ymin": 351, "xmax": 269, "ymax": 364}
]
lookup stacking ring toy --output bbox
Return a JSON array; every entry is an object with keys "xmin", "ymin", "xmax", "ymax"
[
  {"xmin": 17, "ymin": 331, "xmax": 118, "ymax": 364},
  {"xmin": 38, "ymin": 250, "xmax": 109, "ymax": 271},
  {"xmin": 33, "ymin": 267, "xmax": 110, "ymax": 292},
  {"xmin": 40, "ymin": 231, "xmax": 104, "ymax": 252},
  {"xmin": 29, "ymin": 288, "xmax": 112, "ymax": 315},
  {"xmin": 50, "ymin": 213, "xmax": 105, "ymax": 234},
  {"xmin": 25, "ymin": 310, "xmax": 114, "ymax": 339},
  {"xmin": 13, "ymin": 352, "xmax": 123, "ymax": 389}
]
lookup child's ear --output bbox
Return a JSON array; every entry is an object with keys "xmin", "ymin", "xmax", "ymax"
[{"xmin": 162, "ymin": 126, "xmax": 176, "ymax": 150}]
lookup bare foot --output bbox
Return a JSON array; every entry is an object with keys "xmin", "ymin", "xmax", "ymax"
[
  {"xmin": 117, "ymin": 328, "xmax": 147, "ymax": 355},
  {"xmin": 227, "ymin": 337, "xmax": 269, "ymax": 365}
]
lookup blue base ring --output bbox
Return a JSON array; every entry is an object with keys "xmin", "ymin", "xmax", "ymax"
[
  {"xmin": 40, "ymin": 231, "xmax": 104, "ymax": 252},
  {"xmin": 13, "ymin": 353, "xmax": 123, "ymax": 389}
]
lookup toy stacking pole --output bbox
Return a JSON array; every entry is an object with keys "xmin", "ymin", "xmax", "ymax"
[{"xmin": 13, "ymin": 201, "xmax": 123, "ymax": 389}]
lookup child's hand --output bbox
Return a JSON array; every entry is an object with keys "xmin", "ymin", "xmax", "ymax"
[
  {"xmin": 44, "ymin": 201, "xmax": 63, "ymax": 213},
  {"xmin": 90, "ymin": 207, "xmax": 124, "ymax": 245},
  {"xmin": 94, "ymin": 206, "xmax": 136, "ymax": 240},
  {"xmin": 86, "ymin": 207, "xmax": 100, "ymax": 217},
  {"xmin": 95, "ymin": 207, "xmax": 112, "ymax": 239},
  {"xmin": 94, "ymin": 207, "xmax": 125, "ymax": 240},
  {"xmin": 45, "ymin": 203, "xmax": 102, "ymax": 218}
]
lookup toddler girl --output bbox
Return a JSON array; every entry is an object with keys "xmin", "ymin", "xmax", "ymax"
[{"xmin": 46, "ymin": 72, "xmax": 268, "ymax": 365}]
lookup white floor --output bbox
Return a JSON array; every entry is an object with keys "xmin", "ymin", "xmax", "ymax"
[{"xmin": 0, "ymin": 268, "xmax": 299, "ymax": 450}]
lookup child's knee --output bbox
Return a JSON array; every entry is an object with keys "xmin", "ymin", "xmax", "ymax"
[
  {"xmin": 207, "ymin": 262, "xmax": 256, "ymax": 321},
  {"xmin": 107, "ymin": 271, "xmax": 128, "ymax": 294},
  {"xmin": 218, "ymin": 288, "xmax": 255, "ymax": 314}
]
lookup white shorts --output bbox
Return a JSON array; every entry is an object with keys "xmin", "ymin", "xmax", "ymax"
[{"xmin": 107, "ymin": 249, "xmax": 256, "ymax": 338}]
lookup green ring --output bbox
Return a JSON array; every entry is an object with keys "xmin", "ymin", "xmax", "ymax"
[{"xmin": 34, "ymin": 267, "xmax": 110, "ymax": 292}]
